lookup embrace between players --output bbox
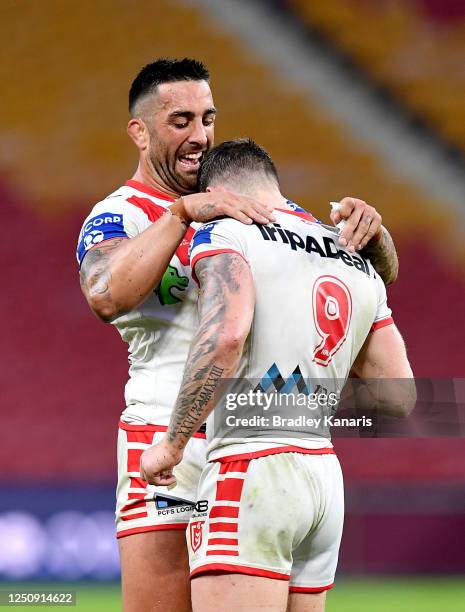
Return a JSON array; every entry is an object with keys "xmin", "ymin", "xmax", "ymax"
[{"xmin": 77, "ymin": 59, "xmax": 414, "ymax": 612}]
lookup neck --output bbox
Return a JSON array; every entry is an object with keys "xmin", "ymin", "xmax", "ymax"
[
  {"xmin": 131, "ymin": 161, "xmax": 181, "ymax": 200},
  {"xmin": 245, "ymin": 185, "xmax": 288, "ymax": 210}
]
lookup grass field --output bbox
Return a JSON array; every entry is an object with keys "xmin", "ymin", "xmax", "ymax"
[{"xmin": 1, "ymin": 578, "xmax": 464, "ymax": 611}]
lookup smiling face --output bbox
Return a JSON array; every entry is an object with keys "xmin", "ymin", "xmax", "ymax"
[{"xmin": 135, "ymin": 80, "xmax": 216, "ymax": 196}]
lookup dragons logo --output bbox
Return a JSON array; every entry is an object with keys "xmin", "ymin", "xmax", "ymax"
[{"xmin": 156, "ymin": 265, "xmax": 189, "ymax": 305}]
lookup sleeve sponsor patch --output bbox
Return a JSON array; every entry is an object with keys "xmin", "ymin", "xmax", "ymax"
[
  {"xmin": 77, "ymin": 212, "xmax": 127, "ymax": 265},
  {"xmin": 190, "ymin": 222, "xmax": 217, "ymax": 251}
]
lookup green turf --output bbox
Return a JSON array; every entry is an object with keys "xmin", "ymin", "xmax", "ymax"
[
  {"xmin": 326, "ymin": 577, "xmax": 465, "ymax": 612},
  {"xmin": 1, "ymin": 578, "xmax": 464, "ymax": 611}
]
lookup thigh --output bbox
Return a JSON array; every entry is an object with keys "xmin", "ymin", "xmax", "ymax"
[
  {"xmin": 119, "ymin": 529, "xmax": 191, "ymax": 612},
  {"xmin": 192, "ymin": 573, "xmax": 289, "ymax": 612},
  {"xmin": 287, "ymin": 591, "xmax": 326, "ymax": 612}
]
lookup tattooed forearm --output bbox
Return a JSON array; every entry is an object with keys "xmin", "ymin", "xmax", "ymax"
[
  {"xmin": 166, "ymin": 253, "xmax": 254, "ymax": 449},
  {"xmin": 168, "ymin": 365, "xmax": 224, "ymax": 442},
  {"xmin": 196, "ymin": 203, "xmax": 218, "ymax": 223},
  {"xmin": 361, "ymin": 226, "xmax": 399, "ymax": 285}
]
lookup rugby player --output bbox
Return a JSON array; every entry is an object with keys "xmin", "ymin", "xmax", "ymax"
[
  {"xmin": 77, "ymin": 58, "xmax": 399, "ymax": 612},
  {"xmin": 140, "ymin": 139, "xmax": 414, "ymax": 612}
]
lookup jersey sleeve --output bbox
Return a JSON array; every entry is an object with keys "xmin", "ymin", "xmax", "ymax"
[
  {"xmin": 76, "ymin": 195, "xmax": 164, "ymax": 267},
  {"xmin": 189, "ymin": 220, "xmax": 248, "ymax": 284},
  {"xmin": 370, "ymin": 273, "xmax": 394, "ymax": 332}
]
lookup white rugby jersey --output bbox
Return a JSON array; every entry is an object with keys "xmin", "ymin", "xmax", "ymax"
[
  {"xmin": 190, "ymin": 203, "xmax": 393, "ymax": 460},
  {"xmin": 77, "ymin": 180, "xmax": 199, "ymax": 425}
]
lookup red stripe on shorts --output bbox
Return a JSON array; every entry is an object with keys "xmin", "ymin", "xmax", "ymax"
[
  {"xmin": 219, "ymin": 460, "xmax": 250, "ymax": 474},
  {"xmin": 117, "ymin": 523, "xmax": 188, "ymax": 539},
  {"xmin": 127, "ymin": 492, "xmax": 146, "ymax": 501},
  {"xmin": 121, "ymin": 511, "xmax": 148, "ymax": 521},
  {"xmin": 290, "ymin": 584, "xmax": 334, "ymax": 593},
  {"xmin": 216, "ymin": 478, "xmax": 245, "ymax": 502},
  {"xmin": 209, "ymin": 506, "xmax": 239, "ymax": 519},
  {"xmin": 206, "ymin": 550, "xmax": 239, "ymax": 556},
  {"xmin": 208, "ymin": 538, "xmax": 238, "ymax": 546},
  {"xmin": 190, "ymin": 563, "xmax": 289, "ymax": 581},
  {"xmin": 119, "ymin": 420, "xmax": 207, "ymax": 439},
  {"xmin": 127, "ymin": 448, "xmax": 143, "ymax": 473},
  {"xmin": 215, "ymin": 446, "xmax": 335, "ymax": 462},
  {"xmin": 121, "ymin": 500, "xmax": 146, "ymax": 513},
  {"xmin": 129, "ymin": 477, "xmax": 147, "ymax": 489},
  {"xmin": 209, "ymin": 522, "xmax": 238, "ymax": 533},
  {"xmin": 126, "ymin": 431, "xmax": 155, "ymax": 444}
]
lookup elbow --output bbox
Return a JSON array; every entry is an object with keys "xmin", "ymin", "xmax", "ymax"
[
  {"xmin": 91, "ymin": 302, "xmax": 119, "ymax": 323},
  {"xmin": 383, "ymin": 381, "xmax": 417, "ymax": 417},
  {"xmin": 81, "ymin": 275, "xmax": 127, "ymax": 322},
  {"xmin": 216, "ymin": 326, "xmax": 249, "ymax": 357},
  {"xmin": 399, "ymin": 386, "xmax": 417, "ymax": 417},
  {"xmin": 86, "ymin": 292, "xmax": 125, "ymax": 323},
  {"xmin": 384, "ymin": 397, "xmax": 415, "ymax": 418},
  {"xmin": 361, "ymin": 376, "xmax": 416, "ymax": 417}
]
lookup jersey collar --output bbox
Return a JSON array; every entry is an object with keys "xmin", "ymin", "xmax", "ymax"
[
  {"xmin": 125, "ymin": 180, "xmax": 176, "ymax": 202},
  {"xmin": 275, "ymin": 200, "xmax": 317, "ymax": 223}
]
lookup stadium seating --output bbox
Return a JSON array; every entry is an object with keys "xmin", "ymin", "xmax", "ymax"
[{"xmin": 290, "ymin": 0, "xmax": 465, "ymax": 153}]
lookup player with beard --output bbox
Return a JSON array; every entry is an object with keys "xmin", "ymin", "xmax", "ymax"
[{"xmin": 77, "ymin": 59, "xmax": 399, "ymax": 612}]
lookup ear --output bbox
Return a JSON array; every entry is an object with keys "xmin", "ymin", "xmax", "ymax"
[
  {"xmin": 127, "ymin": 118, "xmax": 149, "ymax": 151},
  {"xmin": 206, "ymin": 185, "xmax": 228, "ymax": 193}
]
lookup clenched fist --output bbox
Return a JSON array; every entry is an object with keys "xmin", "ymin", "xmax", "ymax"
[{"xmin": 140, "ymin": 437, "xmax": 184, "ymax": 486}]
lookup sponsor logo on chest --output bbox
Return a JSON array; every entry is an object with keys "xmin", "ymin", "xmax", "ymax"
[{"xmin": 256, "ymin": 224, "xmax": 370, "ymax": 276}]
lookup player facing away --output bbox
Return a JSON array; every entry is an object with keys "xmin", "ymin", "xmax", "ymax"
[
  {"xmin": 140, "ymin": 139, "xmax": 415, "ymax": 612},
  {"xmin": 77, "ymin": 58, "xmax": 400, "ymax": 612}
]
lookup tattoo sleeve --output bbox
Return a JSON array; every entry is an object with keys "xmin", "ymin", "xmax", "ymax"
[
  {"xmin": 79, "ymin": 238, "xmax": 125, "ymax": 318},
  {"xmin": 361, "ymin": 226, "xmax": 399, "ymax": 285},
  {"xmin": 167, "ymin": 253, "xmax": 254, "ymax": 449}
]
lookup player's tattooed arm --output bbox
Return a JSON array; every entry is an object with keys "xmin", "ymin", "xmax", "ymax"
[
  {"xmin": 139, "ymin": 253, "xmax": 254, "ymax": 485},
  {"xmin": 79, "ymin": 238, "xmax": 124, "ymax": 318},
  {"xmin": 167, "ymin": 253, "xmax": 255, "ymax": 448},
  {"xmin": 79, "ymin": 208, "xmax": 194, "ymax": 321},
  {"xmin": 360, "ymin": 226, "xmax": 399, "ymax": 285}
]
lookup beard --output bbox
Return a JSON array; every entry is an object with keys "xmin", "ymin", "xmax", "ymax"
[{"xmin": 149, "ymin": 149, "xmax": 198, "ymax": 196}]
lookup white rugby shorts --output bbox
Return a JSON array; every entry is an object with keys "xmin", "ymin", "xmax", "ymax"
[
  {"xmin": 187, "ymin": 449, "xmax": 343, "ymax": 592},
  {"xmin": 116, "ymin": 421, "xmax": 207, "ymax": 538}
]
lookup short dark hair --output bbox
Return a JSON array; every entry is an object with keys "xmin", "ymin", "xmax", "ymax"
[
  {"xmin": 198, "ymin": 138, "xmax": 279, "ymax": 192},
  {"xmin": 129, "ymin": 58, "xmax": 210, "ymax": 113}
]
